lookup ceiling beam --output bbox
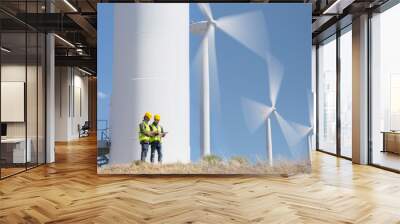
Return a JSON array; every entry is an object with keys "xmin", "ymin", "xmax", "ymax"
[{"xmin": 55, "ymin": 55, "xmax": 96, "ymax": 73}]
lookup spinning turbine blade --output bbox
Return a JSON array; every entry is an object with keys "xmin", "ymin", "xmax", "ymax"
[
  {"xmin": 241, "ymin": 97, "xmax": 273, "ymax": 133},
  {"xmin": 291, "ymin": 120, "xmax": 313, "ymax": 139},
  {"xmin": 217, "ymin": 10, "xmax": 267, "ymax": 58},
  {"xmin": 274, "ymin": 112, "xmax": 308, "ymax": 149},
  {"xmin": 207, "ymin": 25, "xmax": 222, "ymax": 113},
  {"xmin": 266, "ymin": 54, "xmax": 284, "ymax": 107},
  {"xmin": 198, "ymin": 3, "xmax": 213, "ymax": 21}
]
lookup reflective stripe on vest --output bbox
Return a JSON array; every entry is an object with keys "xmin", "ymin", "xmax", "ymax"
[
  {"xmin": 150, "ymin": 124, "xmax": 162, "ymax": 143},
  {"xmin": 139, "ymin": 122, "xmax": 151, "ymax": 143}
]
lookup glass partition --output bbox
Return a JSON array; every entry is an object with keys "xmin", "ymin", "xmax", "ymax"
[
  {"xmin": 0, "ymin": 2, "xmax": 46, "ymax": 179},
  {"xmin": 1, "ymin": 31, "xmax": 28, "ymax": 177},
  {"xmin": 317, "ymin": 35, "xmax": 337, "ymax": 154},
  {"xmin": 370, "ymin": 3, "xmax": 400, "ymax": 171},
  {"xmin": 339, "ymin": 27, "xmax": 352, "ymax": 158}
]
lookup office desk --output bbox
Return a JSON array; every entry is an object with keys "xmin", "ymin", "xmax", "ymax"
[
  {"xmin": 1, "ymin": 138, "xmax": 31, "ymax": 163},
  {"xmin": 382, "ymin": 131, "xmax": 400, "ymax": 154}
]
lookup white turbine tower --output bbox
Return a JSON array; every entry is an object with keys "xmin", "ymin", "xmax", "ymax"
[
  {"xmin": 191, "ymin": 3, "xmax": 266, "ymax": 157},
  {"xmin": 306, "ymin": 92, "xmax": 315, "ymax": 160},
  {"xmin": 242, "ymin": 54, "xmax": 311, "ymax": 166}
]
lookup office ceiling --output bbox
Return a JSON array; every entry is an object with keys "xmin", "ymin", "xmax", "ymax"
[{"xmin": 0, "ymin": 0, "xmax": 392, "ymax": 75}]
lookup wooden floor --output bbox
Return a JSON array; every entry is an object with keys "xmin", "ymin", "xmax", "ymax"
[
  {"xmin": 1, "ymin": 167, "xmax": 26, "ymax": 178},
  {"xmin": 1, "ymin": 136, "xmax": 400, "ymax": 223}
]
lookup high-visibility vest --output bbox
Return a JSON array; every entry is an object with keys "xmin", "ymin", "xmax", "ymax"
[
  {"xmin": 139, "ymin": 122, "xmax": 151, "ymax": 143},
  {"xmin": 150, "ymin": 124, "xmax": 162, "ymax": 143}
]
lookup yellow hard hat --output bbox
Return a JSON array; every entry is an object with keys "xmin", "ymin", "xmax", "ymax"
[
  {"xmin": 144, "ymin": 112, "xmax": 152, "ymax": 119},
  {"xmin": 154, "ymin": 114, "xmax": 160, "ymax": 121}
]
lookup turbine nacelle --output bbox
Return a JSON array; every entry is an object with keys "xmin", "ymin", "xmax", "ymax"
[
  {"xmin": 190, "ymin": 20, "xmax": 217, "ymax": 36},
  {"xmin": 208, "ymin": 19, "xmax": 217, "ymax": 26},
  {"xmin": 266, "ymin": 106, "xmax": 277, "ymax": 118},
  {"xmin": 190, "ymin": 21, "xmax": 209, "ymax": 35}
]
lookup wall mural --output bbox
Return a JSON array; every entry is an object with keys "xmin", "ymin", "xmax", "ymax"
[{"xmin": 97, "ymin": 3, "xmax": 312, "ymax": 175}]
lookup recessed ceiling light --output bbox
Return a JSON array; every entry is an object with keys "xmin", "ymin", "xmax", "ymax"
[
  {"xmin": 54, "ymin": 34, "xmax": 75, "ymax": 48},
  {"xmin": 78, "ymin": 67, "xmax": 93, "ymax": 76},
  {"xmin": 63, "ymin": 0, "xmax": 78, "ymax": 12},
  {"xmin": 322, "ymin": 0, "xmax": 354, "ymax": 15},
  {"xmin": 1, "ymin": 47, "xmax": 11, "ymax": 53}
]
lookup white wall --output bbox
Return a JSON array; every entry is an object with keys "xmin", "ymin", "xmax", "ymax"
[
  {"xmin": 1, "ymin": 65, "xmax": 37, "ymax": 138},
  {"xmin": 1, "ymin": 64, "xmax": 46, "ymax": 163},
  {"xmin": 71, "ymin": 73, "xmax": 89, "ymax": 138},
  {"xmin": 55, "ymin": 67, "xmax": 89, "ymax": 141}
]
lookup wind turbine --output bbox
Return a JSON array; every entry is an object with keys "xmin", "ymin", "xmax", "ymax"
[
  {"xmin": 191, "ymin": 3, "xmax": 267, "ymax": 157},
  {"xmin": 241, "ymin": 54, "xmax": 311, "ymax": 166}
]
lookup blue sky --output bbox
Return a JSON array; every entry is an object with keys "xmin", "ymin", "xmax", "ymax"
[
  {"xmin": 97, "ymin": 5, "xmax": 113, "ymax": 132},
  {"xmin": 98, "ymin": 4, "xmax": 311, "ymax": 163}
]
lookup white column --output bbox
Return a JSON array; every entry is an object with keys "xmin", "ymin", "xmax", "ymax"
[
  {"xmin": 352, "ymin": 14, "xmax": 369, "ymax": 164},
  {"xmin": 267, "ymin": 117, "xmax": 273, "ymax": 166},
  {"xmin": 110, "ymin": 4, "xmax": 190, "ymax": 164},
  {"xmin": 45, "ymin": 0, "xmax": 56, "ymax": 163},
  {"xmin": 46, "ymin": 31, "xmax": 55, "ymax": 163},
  {"xmin": 201, "ymin": 35, "xmax": 211, "ymax": 157}
]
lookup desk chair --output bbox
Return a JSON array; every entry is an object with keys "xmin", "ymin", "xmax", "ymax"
[{"xmin": 79, "ymin": 121, "xmax": 90, "ymax": 138}]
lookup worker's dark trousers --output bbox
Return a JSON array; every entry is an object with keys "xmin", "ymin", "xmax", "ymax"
[
  {"xmin": 140, "ymin": 142, "xmax": 150, "ymax": 162},
  {"xmin": 150, "ymin": 141, "xmax": 162, "ymax": 163}
]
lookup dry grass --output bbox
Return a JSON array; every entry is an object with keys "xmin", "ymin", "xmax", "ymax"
[{"xmin": 98, "ymin": 156, "xmax": 310, "ymax": 176}]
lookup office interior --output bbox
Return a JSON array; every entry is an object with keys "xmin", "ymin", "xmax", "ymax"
[
  {"xmin": 315, "ymin": 1, "xmax": 400, "ymax": 172},
  {"xmin": 0, "ymin": 0, "xmax": 399, "ymax": 179},
  {"xmin": 0, "ymin": 0, "xmax": 96, "ymax": 179}
]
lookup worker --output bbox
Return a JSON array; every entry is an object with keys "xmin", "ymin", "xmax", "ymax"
[
  {"xmin": 150, "ymin": 114, "xmax": 166, "ymax": 163},
  {"xmin": 139, "ymin": 112, "xmax": 153, "ymax": 162}
]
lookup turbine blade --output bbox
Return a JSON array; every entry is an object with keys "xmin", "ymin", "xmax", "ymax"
[
  {"xmin": 274, "ymin": 112, "xmax": 308, "ymax": 149},
  {"xmin": 241, "ymin": 97, "xmax": 273, "ymax": 133},
  {"xmin": 198, "ymin": 3, "xmax": 213, "ymax": 21},
  {"xmin": 217, "ymin": 10, "xmax": 267, "ymax": 58},
  {"xmin": 266, "ymin": 54, "xmax": 284, "ymax": 107},
  {"xmin": 207, "ymin": 25, "xmax": 221, "ymax": 114},
  {"xmin": 291, "ymin": 120, "xmax": 313, "ymax": 138}
]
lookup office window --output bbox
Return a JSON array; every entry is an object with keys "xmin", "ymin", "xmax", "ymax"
[
  {"xmin": 371, "ymin": 3, "xmax": 400, "ymax": 171},
  {"xmin": 318, "ymin": 35, "xmax": 337, "ymax": 154},
  {"xmin": 339, "ymin": 27, "xmax": 352, "ymax": 158}
]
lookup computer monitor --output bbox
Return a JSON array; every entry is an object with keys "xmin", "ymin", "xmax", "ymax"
[{"xmin": 1, "ymin": 123, "xmax": 7, "ymax": 137}]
